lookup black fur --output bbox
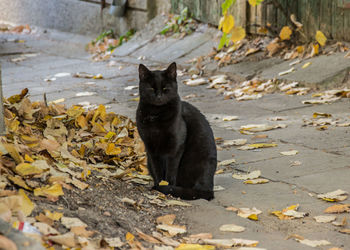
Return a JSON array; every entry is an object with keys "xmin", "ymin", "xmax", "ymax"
[{"xmin": 136, "ymin": 62, "xmax": 217, "ymax": 200}]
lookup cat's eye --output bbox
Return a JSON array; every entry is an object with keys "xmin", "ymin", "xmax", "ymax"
[
  {"xmin": 148, "ymin": 87, "xmax": 155, "ymax": 91},
  {"xmin": 163, "ymin": 87, "xmax": 169, "ymax": 91}
]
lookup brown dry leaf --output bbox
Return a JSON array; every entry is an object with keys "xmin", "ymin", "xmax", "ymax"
[
  {"xmin": 238, "ymin": 143, "xmax": 278, "ymax": 150},
  {"xmin": 231, "ymin": 26, "xmax": 246, "ymax": 43},
  {"xmin": 71, "ymin": 226, "xmax": 94, "ymax": 237},
  {"xmin": 218, "ymin": 158, "xmax": 236, "ymax": 166},
  {"xmin": 339, "ymin": 228, "xmax": 350, "ymax": 234},
  {"xmin": 232, "ymin": 170, "xmax": 261, "ymax": 180},
  {"xmin": 324, "ymin": 204, "xmax": 350, "ymax": 213},
  {"xmin": 156, "ymin": 224, "xmax": 187, "ymax": 236},
  {"xmin": 317, "ymin": 189, "xmax": 348, "ymax": 202},
  {"xmin": 156, "ymin": 214, "xmax": 176, "ymax": 225},
  {"xmin": 33, "ymin": 222, "xmax": 59, "ymax": 235},
  {"xmin": 296, "ymin": 238, "xmax": 331, "ymax": 247},
  {"xmin": 7, "ymin": 175, "xmax": 32, "ymax": 190},
  {"xmin": 61, "ymin": 216, "xmax": 88, "ymax": 229},
  {"xmin": 219, "ymin": 224, "xmax": 245, "ymax": 232},
  {"xmin": 203, "ymin": 238, "xmax": 259, "ymax": 248},
  {"xmin": 136, "ymin": 229, "xmax": 161, "ymax": 244},
  {"xmin": 35, "ymin": 213, "xmax": 54, "ymax": 226},
  {"xmin": 272, "ymin": 204, "xmax": 304, "ymax": 220},
  {"xmin": 152, "ymin": 231, "xmax": 180, "ymax": 247},
  {"xmin": 313, "ymin": 215, "xmax": 336, "ymax": 223},
  {"xmin": 48, "ymin": 232, "xmax": 77, "ymax": 248}
]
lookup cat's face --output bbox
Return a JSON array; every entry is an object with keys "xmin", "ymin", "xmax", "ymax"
[{"xmin": 138, "ymin": 63, "xmax": 178, "ymax": 106}]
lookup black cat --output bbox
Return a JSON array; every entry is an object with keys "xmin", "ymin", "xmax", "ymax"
[{"xmin": 136, "ymin": 62, "xmax": 217, "ymax": 201}]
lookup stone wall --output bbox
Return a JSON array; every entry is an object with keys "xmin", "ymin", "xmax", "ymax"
[{"xmin": 0, "ymin": 0, "xmax": 170, "ymax": 36}]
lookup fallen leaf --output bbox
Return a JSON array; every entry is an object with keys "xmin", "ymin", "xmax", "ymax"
[
  {"xmin": 302, "ymin": 62, "xmax": 312, "ymax": 69},
  {"xmin": 279, "ymin": 67, "xmax": 295, "ymax": 76},
  {"xmin": 324, "ymin": 204, "xmax": 350, "ymax": 213},
  {"xmin": 313, "ymin": 215, "xmax": 336, "ymax": 223},
  {"xmin": 33, "ymin": 222, "xmax": 59, "ymax": 235},
  {"xmin": 313, "ymin": 112, "xmax": 332, "ymax": 118},
  {"xmin": 272, "ymin": 204, "xmax": 305, "ymax": 220},
  {"xmin": 219, "ymin": 224, "xmax": 245, "ymax": 232},
  {"xmin": 159, "ymin": 180, "xmax": 169, "ymax": 186},
  {"xmin": 71, "ymin": 226, "xmax": 94, "ymax": 237},
  {"xmin": 15, "ymin": 163, "xmax": 43, "ymax": 176},
  {"xmin": 156, "ymin": 224, "xmax": 187, "ymax": 236},
  {"xmin": 332, "ymin": 217, "xmax": 347, "ymax": 227},
  {"xmin": 244, "ymin": 178, "xmax": 269, "ymax": 184},
  {"xmin": 176, "ymin": 244, "xmax": 215, "ymax": 250},
  {"xmin": 18, "ymin": 189, "xmax": 34, "ymax": 216},
  {"xmin": 48, "ymin": 232, "xmax": 76, "ymax": 248},
  {"xmin": 223, "ymin": 139, "xmax": 247, "ymax": 147},
  {"xmin": 166, "ymin": 200, "xmax": 192, "ymax": 207},
  {"xmin": 183, "ymin": 78, "xmax": 207, "ymax": 86},
  {"xmin": 317, "ymin": 189, "xmax": 348, "ymax": 202},
  {"xmin": 297, "ymin": 238, "xmax": 331, "ymax": 247},
  {"xmin": 104, "ymin": 237, "xmax": 124, "ymax": 247},
  {"xmin": 280, "ymin": 26, "xmax": 292, "ymax": 40},
  {"xmin": 203, "ymin": 238, "xmax": 258, "ymax": 248},
  {"xmin": 238, "ymin": 143, "xmax": 277, "ymax": 150},
  {"xmin": 157, "ymin": 214, "xmax": 176, "ymax": 225},
  {"xmin": 280, "ymin": 150, "xmax": 298, "ymax": 156},
  {"xmin": 136, "ymin": 229, "xmax": 161, "ymax": 244},
  {"xmin": 237, "ymin": 207, "xmax": 262, "ymax": 219},
  {"xmin": 240, "ymin": 124, "xmax": 286, "ymax": 132},
  {"xmin": 218, "ymin": 158, "xmax": 236, "ymax": 166},
  {"xmin": 8, "ymin": 175, "xmax": 32, "ymax": 190},
  {"xmin": 34, "ymin": 183, "xmax": 64, "ymax": 198},
  {"xmin": 339, "ymin": 228, "xmax": 350, "ymax": 234},
  {"xmin": 61, "ymin": 217, "xmax": 87, "ymax": 229},
  {"xmin": 232, "ymin": 170, "xmax": 261, "ymax": 180},
  {"xmin": 223, "ymin": 116, "xmax": 239, "ymax": 121}
]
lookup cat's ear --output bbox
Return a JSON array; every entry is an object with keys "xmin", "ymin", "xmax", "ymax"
[
  {"xmin": 166, "ymin": 62, "xmax": 177, "ymax": 80},
  {"xmin": 139, "ymin": 64, "xmax": 151, "ymax": 81}
]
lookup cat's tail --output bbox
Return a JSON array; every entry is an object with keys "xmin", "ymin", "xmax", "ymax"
[{"xmin": 154, "ymin": 185, "xmax": 214, "ymax": 201}]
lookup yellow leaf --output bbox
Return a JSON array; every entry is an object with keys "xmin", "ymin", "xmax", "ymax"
[
  {"xmin": 316, "ymin": 30, "xmax": 327, "ymax": 46},
  {"xmin": 248, "ymin": 0, "xmax": 264, "ymax": 7},
  {"xmin": 104, "ymin": 131, "xmax": 116, "ymax": 140},
  {"xmin": 248, "ymin": 214, "xmax": 258, "ymax": 221},
  {"xmin": 159, "ymin": 180, "xmax": 169, "ymax": 186},
  {"xmin": 230, "ymin": 26, "xmax": 246, "ymax": 43},
  {"xmin": 311, "ymin": 44, "xmax": 319, "ymax": 57},
  {"xmin": 106, "ymin": 143, "xmax": 122, "ymax": 155},
  {"xmin": 93, "ymin": 74, "xmax": 103, "ymax": 79},
  {"xmin": 126, "ymin": 232, "xmax": 135, "ymax": 242},
  {"xmin": 44, "ymin": 210, "xmax": 63, "ymax": 221},
  {"xmin": 91, "ymin": 123, "xmax": 107, "ymax": 134},
  {"xmin": 76, "ymin": 115, "xmax": 88, "ymax": 129},
  {"xmin": 24, "ymin": 154, "xmax": 34, "ymax": 163},
  {"xmin": 3, "ymin": 143, "xmax": 23, "ymax": 164},
  {"xmin": 7, "ymin": 119, "xmax": 20, "ymax": 133},
  {"xmin": 176, "ymin": 244, "xmax": 215, "ymax": 250},
  {"xmin": 302, "ymin": 62, "xmax": 312, "ymax": 69},
  {"xmin": 222, "ymin": 14, "xmax": 234, "ymax": 33},
  {"xmin": 34, "ymin": 183, "xmax": 64, "ymax": 198},
  {"xmin": 313, "ymin": 112, "xmax": 332, "ymax": 118},
  {"xmin": 92, "ymin": 105, "xmax": 106, "ymax": 124},
  {"xmin": 16, "ymin": 163, "xmax": 43, "ymax": 176},
  {"xmin": 8, "ymin": 175, "xmax": 32, "ymax": 190},
  {"xmin": 296, "ymin": 45, "xmax": 305, "ymax": 54},
  {"xmin": 280, "ymin": 26, "xmax": 292, "ymax": 40},
  {"xmin": 18, "ymin": 189, "xmax": 35, "ymax": 216},
  {"xmin": 67, "ymin": 106, "xmax": 84, "ymax": 119}
]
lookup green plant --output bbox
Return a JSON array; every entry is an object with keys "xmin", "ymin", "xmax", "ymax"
[{"xmin": 160, "ymin": 7, "xmax": 196, "ymax": 36}]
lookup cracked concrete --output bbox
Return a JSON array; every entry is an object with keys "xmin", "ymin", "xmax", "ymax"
[{"xmin": 1, "ymin": 21, "xmax": 350, "ymax": 250}]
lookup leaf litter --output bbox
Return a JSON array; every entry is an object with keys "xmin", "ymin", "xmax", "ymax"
[{"xmin": 0, "ymin": 89, "xmax": 216, "ymax": 249}]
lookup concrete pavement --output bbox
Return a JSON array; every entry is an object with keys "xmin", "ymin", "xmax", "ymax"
[{"xmin": 1, "ymin": 20, "xmax": 350, "ymax": 249}]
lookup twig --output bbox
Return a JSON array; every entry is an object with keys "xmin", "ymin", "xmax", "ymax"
[{"xmin": 43, "ymin": 93, "xmax": 48, "ymax": 107}]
